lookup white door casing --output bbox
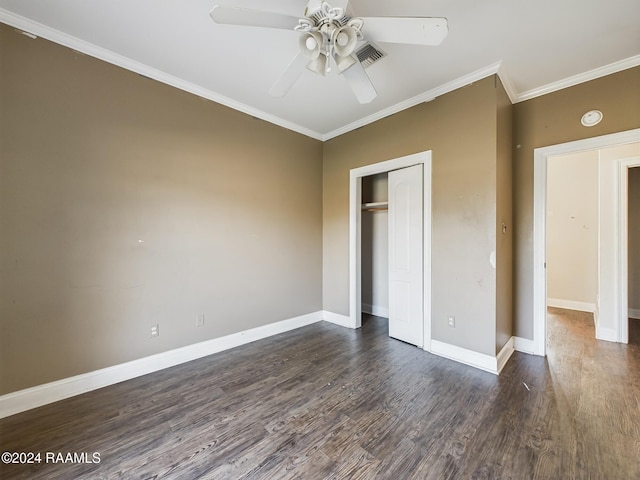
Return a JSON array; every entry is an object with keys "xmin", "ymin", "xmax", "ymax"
[
  {"xmin": 349, "ymin": 151, "xmax": 432, "ymax": 351},
  {"xmin": 532, "ymin": 129, "xmax": 640, "ymax": 355},
  {"xmin": 388, "ymin": 164, "xmax": 424, "ymax": 346}
]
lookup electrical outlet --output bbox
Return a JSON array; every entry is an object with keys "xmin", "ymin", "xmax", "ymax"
[
  {"xmin": 196, "ymin": 314, "xmax": 205, "ymax": 327},
  {"xmin": 150, "ymin": 324, "xmax": 159, "ymax": 337},
  {"xmin": 448, "ymin": 316, "xmax": 455, "ymax": 328}
]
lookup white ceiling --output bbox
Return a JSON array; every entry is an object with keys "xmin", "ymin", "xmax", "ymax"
[{"xmin": 1, "ymin": 0, "xmax": 639, "ymax": 140}]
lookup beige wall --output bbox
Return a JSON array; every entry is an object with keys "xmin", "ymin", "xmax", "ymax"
[
  {"xmin": 513, "ymin": 67, "xmax": 640, "ymax": 339},
  {"xmin": 546, "ymin": 151, "xmax": 599, "ymax": 306},
  {"xmin": 323, "ymin": 75, "xmax": 506, "ymax": 356},
  {"xmin": 4, "ymin": 18, "xmax": 638, "ymax": 396},
  {"xmin": 496, "ymin": 79, "xmax": 513, "ymax": 352},
  {"xmin": 0, "ymin": 25, "xmax": 323, "ymax": 395},
  {"xmin": 630, "ymin": 167, "xmax": 640, "ymax": 313}
]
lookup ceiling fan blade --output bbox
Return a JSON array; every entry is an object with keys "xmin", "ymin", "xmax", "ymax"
[
  {"xmin": 342, "ymin": 59, "xmax": 377, "ymax": 104},
  {"xmin": 269, "ymin": 53, "xmax": 308, "ymax": 97},
  {"xmin": 210, "ymin": 5, "xmax": 300, "ymax": 30},
  {"xmin": 360, "ymin": 17, "xmax": 448, "ymax": 45}
]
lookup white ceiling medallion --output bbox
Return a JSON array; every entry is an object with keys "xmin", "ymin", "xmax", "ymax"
[{"xmin": 581, "ymin": 110, "xmax": 603, "ymax": 127}]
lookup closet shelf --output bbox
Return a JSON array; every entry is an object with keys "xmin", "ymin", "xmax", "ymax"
[{"xmin": 362, "ymin": 201, "xmax": 389, "ymax": 211}]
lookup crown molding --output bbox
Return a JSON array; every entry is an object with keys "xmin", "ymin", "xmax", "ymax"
[
  {"xmin": 0, "ymin": 9, "xmax": 324, "ymax": 141},
  {"xmin": 3, "ymin": 8, "xmax": 639, "ymax": 141},
  {"xmin": 514, "ymin": 54, "xmax": 640, "ymax": 103},
  {"xmin": 322, "ymin": 62, "xmax": 502, "ymax": 140}
]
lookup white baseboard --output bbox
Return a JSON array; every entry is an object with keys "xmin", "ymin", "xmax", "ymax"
[
  {"xmin": 496, "ymin": 338, "xmax": 515, "ymax": 374},
  {"xmin": 595, "ymin": 326, "xmax": 618, "ymax": 343},
  {"xmin": 362, "ymin": 303, "xmax": 389, "ymax": 318},
  {"xmin": 513, "ymin": 336, "xmax": 537, "ymax": 355},
  {"xmin": 322, "ymin": 311, "xmax": 355, "ymax": 329},
  {"xmin": 629, "ymin": 308, "xmax": 640, "ymax": 320},
  {"xmin": 431, "ymin": 340, "xmax": 507, "ymax": 375},
  {"xmin": 0, "ymin": 311, "xmax": 323, "ymax": 419},
  {"xmin": 593, "ymin": 308, "xmax": 618, "ymax": 343},
  {"xmin": 547, "ymin": 298, "xmax": 595, "ymax": 313}
]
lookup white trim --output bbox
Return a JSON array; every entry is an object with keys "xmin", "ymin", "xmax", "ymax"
[
  {"xmin": 630, "ymin": 309, "xmax": 640, "ymax": 320},
  {"xmin": 618, "ymin": 156, "xmax": 640, "ymax": 342},
  {"xmin": 533, "ymin": 129, "xmax": 640, "ymax": 355},
  {"xmin": 595, "ymin": 326, "xmax": 618, "ymax": 343},
  {"xmin": 0, "ymin": 311, "xmax": 323, "ymax": 419},
  {"xmin": 323, "ymin": 63, "xmax": 502, "ymax": 140},
  {"xmin": 513, "ymin": 336, "xmax": 537, "ymax": 355},
  {"xmin": 349, "ymin": 174, "xmax": 363, "ymax": 329},
  {"xmin": 3, "ymin": 6, "xmax": 498, "ymax": 142},
  {"xmin": 515, "ymin": 55, "xmax": 640, "ymax": 103},
  {"xmin": 5, "ymin": 6, "xmax": 638, "ymax": 141},
  {"xmin": 422, "ymin": 159, "xmax": 433, "ymax": 352},
  {"xmin": 0, "ymin": 9, "xmax": 323, "ymax": 141},
  {"xmin": 430, "ymin": 335, "xmax": 533, "ymax": 374},
  {"xmin": 431, "ymin": 340, "xmax": 499, "ymax": 375},
  {"xmin": 349, "ymin": 151, "xmax": 432, "ymax": 352},
  {"xmin": 322, "ymin": 311, "xmax": 354, "ymax": 329},
  {"xmin": 496, "ymin": 338, "xmax": 516, "ymax": 374},
  {"xmin": 547, "ymin": 298, "xmax": 596, "ymax": 313},
  {"xmin": 533, "ymin": 145, "xmax": 548, "ymax": 356},
  {"xmin": 362, "ymin": 303, "xmax": 389, "ymax": 318}
]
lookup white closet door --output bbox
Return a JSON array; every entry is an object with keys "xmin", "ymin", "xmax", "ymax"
[{"xmin": 388, "ymin": 164, "xmax": 423, "ymax": 346}]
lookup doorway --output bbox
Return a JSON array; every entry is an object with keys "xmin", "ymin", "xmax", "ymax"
[
  {"xmin": 361, "ymin": 172, "xmax": 389, "ymax": 320},
  {"xmin": 546, "ymin": 150, "xmax": 599, "ymax": 333},
  {"xmin": 349, "ymin": 151, "xmax": 432, "ymax": 351},
  {"xmin": 532, "ymin": 129, "xmax": 640, "ymax": 355}
]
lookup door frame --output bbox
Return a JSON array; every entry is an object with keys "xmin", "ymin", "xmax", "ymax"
[
  {"xmin": 349, "ymin": 150, "xmax": 432, "ymax": 351},
  {"xmin": 619, "ymin": 156, "xmax": 640, "ymax": 342},
  {"xmin": 532, "ymin": 129, "xmax": 640, "ymax": 356}
]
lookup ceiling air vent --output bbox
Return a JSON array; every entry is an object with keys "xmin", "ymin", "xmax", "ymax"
[{"xmin": 356, "ymin": 42, "xmax": 387, "ymax": 69}]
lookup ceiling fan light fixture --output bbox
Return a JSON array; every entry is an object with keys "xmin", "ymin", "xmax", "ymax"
[
  {"xmin": 209, "ymin": 1, "xmax": 447, "ymax": 104},
  {"xmin": 306, "ymin": 53, "xmax": 328, "ymax": 75},
  {"xmin": 332, "ymin": 25, "xmax": 358, "ymax": 57},
  {"xmin": 299, "ymin": 31, "xmax": 324, "ymax": 60},
  {"xmin": 335, "ymin": 53, "xmax": 356, "ymax": 73}
]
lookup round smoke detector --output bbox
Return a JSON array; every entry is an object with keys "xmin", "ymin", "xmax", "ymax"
[{"xmin": 581, "ymin": 110, "xmax": 603, "ymax": 127}]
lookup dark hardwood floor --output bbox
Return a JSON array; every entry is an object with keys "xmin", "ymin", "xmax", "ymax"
[{"xmin": 1, "ymin": 311, "xmax": 639, "ymax": 479}]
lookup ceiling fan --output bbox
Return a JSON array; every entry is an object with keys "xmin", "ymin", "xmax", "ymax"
[{"xmin": 210, "ymin": 0, "xmax": 448, "ymax": 104}]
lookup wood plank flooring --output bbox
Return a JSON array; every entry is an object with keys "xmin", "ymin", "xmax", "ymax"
[{"xmin": 1, "ymin": 311, "xmax": 639, "ymax": 479}]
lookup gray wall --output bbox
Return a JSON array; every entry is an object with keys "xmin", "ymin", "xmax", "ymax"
[
  {"xmin": 0, "ymin": 25, "xmax": 323, "ymax": 395},
  {"xmin": 323, "ymin": 76, "xmax": 505, "ymax": 357},
  {"xmin": 513, "ymin": 67, "xmax": 640, "ymax": 340}
]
